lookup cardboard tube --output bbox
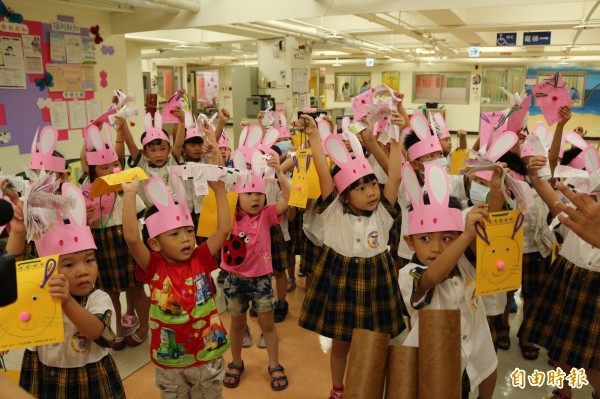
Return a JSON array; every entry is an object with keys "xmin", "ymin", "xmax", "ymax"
[
  {"xmin": 418, "ymin": 309, "xmax": 461, "ymax": 399},
  {"xmin": 385, "ymin": 345, "xmax": 418, "ymax": 399},
  {"xmin": 345, "ymin": 328, "xmax": 390, "ymax": 399}
]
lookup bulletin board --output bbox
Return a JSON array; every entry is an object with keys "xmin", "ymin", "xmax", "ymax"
[{"xmin": 0, "ymin": 10, "xmax": 103, "ymax": 154}]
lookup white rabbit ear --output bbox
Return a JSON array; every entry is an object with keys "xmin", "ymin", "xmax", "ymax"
[
  {"xmin": 564, "ymin": 132, "xmax": 589, "ymax": 151},
  {"xmin": 184, "ymin": 111, "xmax": 194, "ymax": 128},
  {"xmin": 318, "ymin": 119, "xmax": 331, "ymax": 141},
  {"xmin": 86, "ymin": 125, "xmax": 104, "ymax": 151},
  {"xmin": 102, "ymin": 123, "xmax": 113, "ymax": 145},
  {"xmin": 144, "ymin": 112, "xmax": 154, "ymax": 130},
  {"xmin": 232, "ymin": 149, "xmax": 247, "ymax": 170},
  {"xmin": 62, "ymin": 183, "xmax": 86, "ymax": 227},
  {"xmin": 39, "ymin": 126, "xmax": 58, "ymax": 154},
  {"xmin": 425, "ymin": 164, "xmax": 450, "ymax": 206},
  {"xmin": 487, "ymin": 131, "xmax": 518, "ymax": 161},
  {"xmin": 401, "ymin": 162, "xmax": 422, "ymax": 208},
  {"xmin": 583, "ymin": 148, "xmax": 599, "ymax": 172},
  {"xmin": 346, "ymin": 131, "xmax": 364, "ymax": 158},
  {"xmin": 324, "ymin": 135, "xmax": 350, "ymax": 165},
  {"xmin": 410, "ymin": 114, "xmax": 430, "ymax": 141},
  {"xmin": 238, "ymin": 126, "xmax": 249, "ymax": 148},
  {"xmin": 279, "ymin": 113, "xmax": 287, "ymax": 126},
  {"xmin": 246, "ymin": 126, "xmax": 263, "ymax": 148},
  {"xmin": 31, "ymin": 127, "xmax": 39, "ymax": 153},
  {"xmin": 251, "ymin": 150, "xmax": 264, "ymax": 177},
  {"xmin": 533, "ymin": 122, "xmax": 547, "ymax": 140},
  {"xmin": 263, "ymin": 127, "xmax": 279, "ymax": 147},
  {"xmin": 153, "ymin": 112, "xmax": 163, "ymax": 130},
  {"xmin": 433, "ymin": 113, "xmax": 447, "ymax": 130},
  {"xmin": 170, "ymin": 170, "xmax": 188, "ymax": 205},
  {"xmin": 342, "ymin": 116, "xmax": 350, "ymax": 132},
  {"xmin": 144, "ymin": 177, "xmax": 170, "ymax": 209}
]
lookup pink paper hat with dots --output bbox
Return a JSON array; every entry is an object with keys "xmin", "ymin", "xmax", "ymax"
[
  {"xmin": 406, "ymin": 113, "xmax": 443, "ymax": 161},
  {"xmin": 218, "ymin": 131, "xmax": 230, "ymax": 148},
  {"xmin": 476, "ymin": 130, "xmax": 518, "ymax": 181},
  {"xmin": 402, "ymin": 162, "xmax": 464, "ymax": 235},
  {"xmin": 35, "ymin": 183, "xmax": 97, "ymax": 257},
  {"xmin": 141, "ymin": 112, "xmax": 170, "ymax": 146},
  {"xmin": 144, "ymin": 176, "xmax": 193, "ymax": 238},
  {"xmin": 84, "ymin": 123, "xmax": 118, "ymax": 165},
  {"xmin": 29, "ymin": 126, "xmax": 66, "ymax": 173},
  {"xmin": 323, "ymin": 131, "xmax": 374, "ymax": 193},
  {"xmin": 230, "ymin": 148, "xmax": 266, "ymax": 194}
]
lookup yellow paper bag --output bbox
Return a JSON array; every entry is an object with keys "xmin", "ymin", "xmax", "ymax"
[
  {"xmin": 450, "ymin": 149, "xmax": 469, "ymax": 175},
  {"xmin": 0, "ymin": 255, "xmax": 64, "ymax": 351},
  {"xmin": 289, "ymin": 165, "xmax": 309, "ymax": 209},
  {"xmin": 291, "ymin": 132, "xmax": 305, "ymax": 149},
  {"xmin": 197, "ymin": 189, "xmax": 238, "ymax": 237},
  {"xmin": 475, "ymin": 210, "xmax": 524, "ymax": 296},
  {"xmin": 90, "ymin": 167, "xmax": 149, "ymax": 198}
]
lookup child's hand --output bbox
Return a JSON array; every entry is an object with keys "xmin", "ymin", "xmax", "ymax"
[
  {"xmin": 219, "ymin": 108, "xmax": 230, "ymax": 123},
  {"xmin": 557, "ymin": 106, "xmax": 571, "ymax": 126},
  {"xmin": 9, "ymin": 201, "xmax": 25, "ymax": 236},
  {"xmin": 489, "ymin": 162, "xmax": 508, "ymax": 191},
  {"xmin": 201, "ymin": 119, "xmax": 215, "ymax": 136},
  {"xmin": 208, "ymin": 179, "xmax": 224, "ymax": 191},
  {"xmin": 299, "ymin": 114, "xmax": 318, "ymax": 137},
  {"xmin": 257, "ymin": 111, "xmax": 265, "ymax": 124},
  {"xmin": 575, "ymin": 126, "xmax": 586, "ymax": 137},
  {"xmin": 121, "ymin": 176, "xmax": 139, "ymax": 193},
  {"xmin": 390, "ymin": 110, "xmax": 405, "ymax": 129},
  {"xmin": 113, "ymin": 116, "xmax": 126, "ymax": 131},
  {"xmin": 172, "ymin": 105, "xmax": 185, "ymax": 122},
  {"xmin": 527, "ymin": 156, "xmax": 548, "ymax": 176},
  {"xmin": 204, "ymin": 141, "xmax": 219, "ymax": 164},
  {"xmin": 267, "ymin": 154, "xmax": 282, "ymax": 174},
  {"xmin": 240, "ymin": 120, "xmax": 250, "ymax": 129},
  {"xmin": 291, "ymin": 119, "xmax": 305, "ymax": 132},
  {"xmin": 48, "ymin": 274, "xmax": 70, "ymax": 305},
  {"xmin": 86, "ymin": 204, "xmax": 95, "ymax": 225},
  {"xmin": 464, "ymin": 204, "xmax": 490, "ymax": 239},
  {"xmin": 458, "ymin": 129, "xmax": 467, "ymax": 137}
]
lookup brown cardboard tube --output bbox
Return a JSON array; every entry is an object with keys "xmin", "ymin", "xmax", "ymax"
[
  {"xmin": 385, "ymin": 345, "xmax": 418, "ymax": 399},
  {"xmin": 418, "ymin": 309, "xmax": 461, "ymax": 399},
  {"xmin": 345, "ymin": 328, "xmax": 390, "ymax": 399}
]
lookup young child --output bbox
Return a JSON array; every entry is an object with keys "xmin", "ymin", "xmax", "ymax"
[
  {"xmin": 121, "ymin": 153, "xmax": 231, "ymax": 398},
  {"xmin": 220, "ymin": 149, "xmax": 291, "ymax": 391},
  {"xmin": 80, "ymin": 122, "xmax": 149, "ymax": 350},
  {"xmin": 7, "ymin": 184, "xmax": 125, "ymax": 398},
  {"xmin": 298, "ymin": 113, "xmax": 405, "ymax": 399}
]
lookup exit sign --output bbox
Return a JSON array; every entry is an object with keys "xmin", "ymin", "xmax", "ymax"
[
  {"xmin": 365, "ymin": 58, "xmax": 374, "ymax": 67},
  {"xmin": 468, "ymin": 46, "xmax": 480, "ymax": 57}
]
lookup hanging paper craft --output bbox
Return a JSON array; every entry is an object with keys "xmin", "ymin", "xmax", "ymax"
[
  {"xmin": 161, "ymin": 89, "xmax": 189, "ymax": 123},
  {"xmin": 475, "ymin": 210, "xmax": 524, "ymax": 296},
  {"xmin": 531, "ymin": 72, "xmax": 571, "ymax": 126},
  {"xmin": 479, "ymin": 112, "xmax": 508, "ymax": 152},
  {"xmin": 168, "ymin": 163, "xmax": 251, "ymax": 196},
  {"xmin": 450, "ymin": 149, "xmax": 469, "ymax": 175},
  {"xmin": 505, "ymin": 94, "xmax": 531, "ymax": 134},
  {"xmin": 89, "ymin": 167, "xmax": 148, "ymax": 198},
  {"xmin": 197, "ymin": 188, "xmax": 237, "ymax": 237},
  {"xmin": 0, "ymin": 255, "xmax": 64, "ymax": 351},
  {"xmin": 288, "ymin": 150, "xmax": 313, "ymax": 208},
  {"xmin": 89, "ymin": 25, "xmax": 103, "ymax": 44}
]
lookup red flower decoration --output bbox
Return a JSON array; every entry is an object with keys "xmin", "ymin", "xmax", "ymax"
[{"xmin": 90, "ymin": 25, "xmax": 104, "ymax": 44}]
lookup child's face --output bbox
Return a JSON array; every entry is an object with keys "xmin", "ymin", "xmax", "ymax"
[
  {"xmin": 184, "ymin": 142, "xmax": 203, "ymax": 161},
  {"xmin": 219, "ymin": 147, "xmax": 231, "ymax": 164},
  {"xmin": 345, "ymin": 179, "xmax": 381, "ymax": 214},
  {"xmin": 404, "ymin": 231, "xmax": 461, "ymax": 266},
  {"xmin": 94, "ymin": 160, "xmax": 121, "ymax": 179},
  {"xmin": 411, "ymin": 151, "xmax": 444, "ymax": 172},
  {"xmin": 148, "ymin": 226, "xmax": 196, "ymax": 263},
  {"xmin": 238, "ymin": 192, "xmax": 266, "ymax": 215},
  {"xmin": 143, "ymin": 141, "xmax": 171, "ymax": 167},
  {"xmin": 58, "ymin": 249, "xmax": 98, "ymax": 296},
  {"xmin": 473, "ymin": 176, "xmax": 491, "ymax": 188},
  {"xmin": 440, "ymin": 138, "xmax": 452, "ymax": 155}
]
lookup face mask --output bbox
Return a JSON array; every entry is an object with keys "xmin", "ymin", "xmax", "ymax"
[
  {"xmin": 470, "ymin": 181, "xmax": 490, "ymax": 204},
  {"xmin": 275, "ymin": 140, "xmax": 292, "ymax": 154},
  {"xmin": 423, "ymin": 157, "xmax": 448, "ymax": 169}
]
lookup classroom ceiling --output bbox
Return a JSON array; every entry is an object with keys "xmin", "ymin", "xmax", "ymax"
[{"xmin": 54, "ymin": 0, "xmax": 600, "ymax": 66}]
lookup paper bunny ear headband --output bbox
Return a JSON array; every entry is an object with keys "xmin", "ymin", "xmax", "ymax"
[
  {"xmin": 141, "ymin": 112, "xmax": 170, "ymax": 146},
  {"xmin": 476, "ymin": 130, "xmax": 519, "ymax": 181},
  {"xmin": 230, "ymin": 149, "xmax": 267, "ymax": 194},
  {"xmin": 324, "ymin": 133, "xmax": 374, "ymax": 193},
  {"xmin": 84, "ymin": 123, "xmax": 118, "ymax": 166},
  {"xmin": 405, "ymin": 113, "xmax": 442, "ymax": 161},
  {"xmin": 429, "ymin": 112, "xmax": 450, "ymax": 140},
  {"xmin": 402, "ymin": 163, "xmax": 464, "ymax": 235},
  {"xmin": 183, "ymin": 111, "xmax": 203, "ymax": 142},
  {"xmin": 563, "ymin": 132, "xmax": 600, "ymax": 174},
  {"xmin": 35, "ymin": 183, "xmax": 97, "ymax": 257},
  {"xmin": 29, "ymin": 126, "xmax": 66, "ymax": 173},
  {"xmin": 218, "ymin": 132, "xmax": 231, "ymax": 149},
  {"xmin": 144, "ymin": 176, "xmax": 193, "ymax": 238}
]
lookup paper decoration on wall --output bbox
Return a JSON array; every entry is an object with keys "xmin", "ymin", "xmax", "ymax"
[
  {"xmin": 0, "ymin": 254, "xmax": 65, "ymax": 351},
  {"xmin": 99, "ymin": 70, "xmax": 108, "ymax": 88},
  {"xmin": 161, "ymin": 89, "xmax": 189, "ymax": 123},
  {"xmin": 36, "ymin": 98, "xmax": 52, "ymax": 109},
  {"xmin": 0, "ymin": 0, "xmax": 24, "ymax": 24},
  {"xmin": 100, "ymin": 45, "xmax": 114, "ymax": 55},
  {"xmin": 34, "ymin": 71, "xmax": 54, "ymax": 91},
  {"xmin": 89, "ymin": 25, "xmax": 103, "ymax": 44},
  {"xmin": 89, "ymin": 167, "xmax": 148, "ymax": 198},
  {"xmin": 475, "ymin": 210, "xmax": 524, "ymax": 296},
  {"xmin": 531, "ymin": 72, "xmax": 571, "ymax": 126},
  {"xmin": 197, "ymin": 188, "xmax": 237, "ymax": 237}
]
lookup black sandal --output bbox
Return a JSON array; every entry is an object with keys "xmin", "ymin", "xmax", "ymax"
[
  {"xmin": 223, "ymin": 361, "xmax": 244, "ymax": 388},
  {"xmin": 519, "ymin": 342, "xmax": 540, "ymax": 360},
  {"xmin": 268, "ymin": 364, "xmax": 289, "ymax": 391},
  {"xmin": 497, "ymin": 325, "xmax": 510, "ymax": 350}
]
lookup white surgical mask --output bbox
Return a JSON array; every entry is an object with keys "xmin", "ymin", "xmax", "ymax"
[
  {"xmin": 423, "ymin": 157, "xmax": 448, "ymax": 169},
  {"xmin": 275, "ymin": 140, "xmax": 292, "ymax": 154},
  {"xmin": 470, "ymin": 181, "xmax": 490, "ymax": 204}
]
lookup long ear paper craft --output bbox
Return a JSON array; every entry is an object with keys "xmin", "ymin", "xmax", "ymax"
[
  {"xmin": 161, "ymin": 89, "xmax": 189, "ymax": 124},
  {"xmin": 562, "ymin": 132, "xmax": 600, "ymax": 174},
  {"xmin": 479, "ymin": 112, "xmax": 508, "ymax": 153},
  {"xmin": 475, "ymin": 130, "xmax": 518, "ymax": 182},
  {"xmin": 406, "ymin": 113, "xmax": 442, "ymax": 161},
  {"xmin": 144, "ymin": 176, "xmax": 193, "ymax": 239},
  {"xmin": 402, "ymin": 162, "xmax": 464, "ymax": 236},
  {"xmin": 230, "ymin": 149, "xmax": 267, "ymax": 194},
  {"xmin": 429, "ymin": 112, "xmax": 450, "ymax": 140},
  {"xmin": 29, "ymin": 126, "xmax": 66, "ymax": 173},
  {"xmin": 475, "ymin": 210, "xmax": 524, "ymax": 296},
  {"xmin": 318, "ymin": 118, "xmax": 332, "ymax": 142},
  {"xmin": 505, "ymin": 94, "xmax": 532, "ymax": 135},
  {"xmin": 240, "ymin": 125, "xmax": 264, "ymax": 163},
  {"xmin": 351, "ymin": 88, "xmax": 374, "ymax": 122},
  {"xmin": 183, "ymin": 110, "xmax": 203, "ymax": 141},
  {"xmin": 0, "ymin": 254, "xmax": 65, "ymax": 351},
  {"xmin": 289, "ymin": 149, "xmax": 316, "ymax": 209},
  {"xmin": 84, "ymin": 123, "xmax": 118, "ymax": 166},
  {"xmin": 531, "ymin": 72, "xmax": 571, "ymax": 126},
  {"xmin": 142, "ymin": 112, "xmax": 170, "ymax": 146},
  {"xmin": 323, "ymin": 133, "xmax": 373, "ymax": 193},
  {"xmin": 276, "ymin": 113, "xmax": 292, "ymax": 139}
]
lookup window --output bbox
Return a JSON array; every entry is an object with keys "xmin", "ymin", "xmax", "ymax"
[
  {"xmin": 412, "ymin": 72, "xmax": 469, "ymax": 104},
  {"xmin": 335, "ymin": 73, "xmax": 371, "ymax": 102},
  {"xmin": 481, "ymin": 67, "xmax": 525, "ymax": 104},
  {"xmin": 536, "ymin": 71, "xmax": 586, "ymax": 108}
]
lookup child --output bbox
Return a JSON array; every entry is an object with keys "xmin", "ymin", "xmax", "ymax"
[
  {"xmin": 81, "ymin": 123, "xmax": 149, "ymax": 350},
  {"xmin": 121, "ymin": 147, "xmax": 231, "ymax": 398},
  {"xmin": 7, "ymin": 184, "xmax": 125, "ymax": 398},
  {"xmin": 298, "ymin": 113, "xmax": 405, "ymax": 399},
  {"xmin": 220, "ymin": 149, "xmax": 291, "ymax": 391},
  {"xmin": 398, "ymin": 163, "xmax": 497, "ymax": 399}
]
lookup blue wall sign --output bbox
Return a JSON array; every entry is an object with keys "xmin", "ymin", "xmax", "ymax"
[
  {"xmin": 523, "ymin": 31, "xmax": 551, "ymax": 45},
  {"xmin": 496, "ymin": 33, "xmax": 517, "ymax": 46}
]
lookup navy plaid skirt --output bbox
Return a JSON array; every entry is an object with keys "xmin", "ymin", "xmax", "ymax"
[
  {"xmin": 92, "ymin": 225, "xmax": 141, "ymax": 292},
  {"xmin": 521, "ymin": 252, "xmax": 549, "ymax": 299},
  {"xmin": 270, "ymin": 224, "xmax": 289, "ymax": 272},
  {"xmin": 287, "ymin": 211, "xmax": 304, "ymax": 255},
  {"xmin": 300, "ymin": 234, "xmax": 322, "ymax": 277}
]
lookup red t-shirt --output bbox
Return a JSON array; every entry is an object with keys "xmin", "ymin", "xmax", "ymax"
[{"xmin": 136, "ymin": 243, "xmax": 229, "ymax": 368}]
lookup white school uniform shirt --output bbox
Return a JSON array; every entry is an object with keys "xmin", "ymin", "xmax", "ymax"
[
  {"xmin": 321, "ymin": 196, "xmax": 394, "ymax": 257},
  {"xmin": 302, "ymin": 200, "xmax": 324, "ymax": 247},
  {"xmin": 135, "ymin": 154, "xmax": 179, "ymax": 207},
  {"xmin": 30, "ymin": 290, "xmax": 116, "ymax": 368},
  {"xmin": 557, "ymin": 225, "xmax": 600, "ymax": 272},
  {"xmin": 398, "ymin": 256, "xmax": 497, "ymax": 390},
  {"xmin": 266, "ymin": 176, "xmax": 290, "ymax": 240}
]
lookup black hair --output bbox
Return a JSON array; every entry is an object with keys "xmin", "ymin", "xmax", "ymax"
[
  {"xmin": 561, "ymin": 147, "xmax": 582, "ymax": 166},
  {"xmin": 140, "ymin": 130, "xmax": 170, "ymax": 148},
  {"xmin": 184, "ymin": 136, "xmax": 204, "ymax": 146},
  {"xmin": 407, "ymin": 194, "xmax": 463, "ymax": 212},
  {"xmin": 498, "ymin": 151, "xmax": 527, "ymax": 176},
  {"xmin": 270, "ymin": 145, "xmax": 282, "ymax": 156},
  {"xmin": 52, "ymin": 150, "xmax": 65, "ymax": 159}
]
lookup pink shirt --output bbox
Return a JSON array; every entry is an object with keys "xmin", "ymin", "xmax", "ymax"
[{"xmin": 220, "ymin": 204, "xmax": 282, "ymax": 277}]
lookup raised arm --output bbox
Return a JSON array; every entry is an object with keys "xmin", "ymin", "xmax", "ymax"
[
  {"xmin": 214, "ymin": 108, "xmax": 230, "ymax": 141},
  {"xmin": 549, "ymin": 106, "xmax": 571, "ymax": 175},
  {"xmin": 271, "ymin": 155, "xmax": 291, "ymax": 215},
  {"xmin": 528, "ymin": 156, "xmax": 561, "ymax": 217},
  {"xmin": 171, "ymin": 107, "xmax": 186, "ymax": 163},
  {"xmin": 121, "ymin": 178, "xmax": 150, "ymax": 271},
  {"xmin": 383, "ymin": 111, "xmax": 406, "ymax": 204},
  {"xmin": 206, "ymin": 181, "xmax": 231, "ymax": 256},
  {"xmin": 360, "ymin": 121, "xmax": 389, "ymax": 174},
  {"xmin": 301, "ymin": 114, "xmax": 334, "ymax": 199},
  {"xmin": 458, "ymin": 129, "xmax": 468, "ymax": 150},
  {"xmin": 5, "ymin": 201, "xmax": 25, "ymax": 261},
  {"xmin": 112, "ymin": 118, "xmax": 126, "ymax": 166}
]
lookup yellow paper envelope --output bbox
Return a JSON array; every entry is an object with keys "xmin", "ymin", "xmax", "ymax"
[
  {"xmin": 450, "ymin": 149, "xmax": 469, "ymax": 175},
  {"xmin": 0, "ymin": 255, "xmax": 64, "ymax": 351},
  {"xmin": 475, "ymin": 210, "xmax": 524, "ymax": 297},
  {"xmin": 89, "ymin": 167, "xmax": 149, "ymax": 198},
  {"xmin": 295, "ymin": 149, "xmax": 321, "ymax": 199},
  {"xmin": 197, "ymin": 189, "xmax": 238, "ymax": 237}
]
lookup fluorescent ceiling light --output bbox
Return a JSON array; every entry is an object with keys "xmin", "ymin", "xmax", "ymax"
[
  {"xmin": 573, "ymin": 23, "xmax": 600, "ymax": 29},
  {"xmin": 332, "ymin": 58, "xmax": 342, "ymax": 66}
]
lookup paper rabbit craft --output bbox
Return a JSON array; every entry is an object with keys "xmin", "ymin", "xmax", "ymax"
[
  {"xmin": 183, "ymin": 110, "xmax": 204, "ymax": 141},
  {"xmin": 531, "ymin": 72, "xmax": 571, "ymax": 126},
  {"xmin": 479, "ymin": 112, "xmax": 508, "ymax": 153},
  {"xmin": 92, "ymin": 89, "xmax": 137, "ymax": 127},
  {"xmin": 81, "ymin": 183, "xmax": 115, "ymax": 224},
  {"xmin": 505, "ymin": 94, "xmax": 531, "ymax": 135},
  {"xmin": 143, "ymin": 176, "xmax": 193, "ymax": 238},
  {"xmin": 161, "ymin": 89, "xmax": 189, "ymax": 123},
  {"xmin": 323, "ymin": 131, "xmax": 374, "ymax": 193},
  {"xmin": 429, "ymin": 112, "xmax": 450, "ymax": 140},
  {"xmin": 474, "ymin": 130, "xmax": 518, "ymax": 181},
  {"xmin": 168, "ymin": 162, "xmax": 251, "ymax": 196},
  {"xmin": 141, "ymin": 112, "xmax": 170, "ymax": 146},
  {"xmin": 230, "ymin": 148, "xmax": 267, "ymax": 194},
  {"xmin": 29, "ymin": 126, "xmax": 66, "ymax": 173},
  {"xmin": 561, "ymin": 132, "xmax": 600, "ymax": 174},
  {"xmin": 405, "ymin": 113, "xmax": 442, "ymax": 161},
  {"xmin": 237, "ymin": 124, "xmax": 278, "ymax": 182},
  {"xmin": 84, "ymin": 123, "xmax": 118, "ymax": 165},
  {"xmin": 274, "ymin": 112, "xmax": 292, "ymax": 139},
  {"xmin": 352, "ymin": 88, "xmax": 374, "ymax": 122}
]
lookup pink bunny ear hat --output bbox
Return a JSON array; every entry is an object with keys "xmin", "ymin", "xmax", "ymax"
[
  {"xmin": 218, "ymin": 131, "xmax": 231, "ymax": 149},
  {"xmin": 563, "ymin": 132, "xmax": 600, "ymax": 174},
  {"xmin": 29, "ymin": 126, "xmax": 66, "ymax": 173},
  {"xmin": 429, "ymin": 112, "xmax": 450, "ymax": 140},
  {"xmin": 144, "ymin": 176, "xmax": 193, "ymax": 238},
  {"xmin": 35, "ymin": 183, "xmax": 97, "ymax": 257},
  {"xmin": 324, "ymin": 133, "xmax": 374, "ymax": 193},
  {"xmin": 406, "ymin": 113, "xmax": 443, "ymax": 161},
  {"xmin": 230, "ymin": 149, "xmax": 266, "ymax": 194},
  {"xmin": 476, "ymin": 131, "xmax": 519, "ymax": 181},
  {"xmin": 84, "ymin": 123, "xmax": 118, "ymax": 166},
  {"xmin": 183, "ymin": 110, "xmax": 202, "ymax": 142},
  {"xmin": 276, "ymin": 113, "xmax": 292, "ymax": 139},
  {"xmin": 402, "ymin": 163, "xmax": 464, "ymax": 235},
  {"xmin": 141, "ymin": 112, "xmax": 170, "ymax": 146}
]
